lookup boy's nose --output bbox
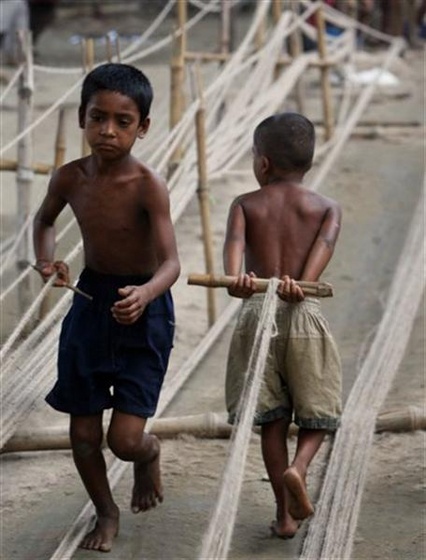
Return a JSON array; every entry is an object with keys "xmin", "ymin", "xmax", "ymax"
[{"xmin": 100, "ymin": 121, "xmax": 116, "ymax": 136}]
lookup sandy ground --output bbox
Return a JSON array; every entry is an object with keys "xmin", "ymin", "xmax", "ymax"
[{"xmin": 1, "ymin": 4, "xmax": 425, "ymax": 560}]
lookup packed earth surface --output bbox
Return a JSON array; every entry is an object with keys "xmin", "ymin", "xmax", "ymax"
[{"xmin": 0, "ymin": 3, "xmax": 425, "ymax": 560}]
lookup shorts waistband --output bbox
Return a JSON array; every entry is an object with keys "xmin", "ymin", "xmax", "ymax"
[
  {"xmin": 79, "ymin": 267, "xmax": 152, "ymax": 290},
  {"xmin": 244, "ymin": 293, "xmax": 320, "ymax": 311}
]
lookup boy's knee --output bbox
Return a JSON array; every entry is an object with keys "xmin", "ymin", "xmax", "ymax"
[
  {"xmin": 107, "ymin": 430, "xmax": 158, "ymax": 462},
  {"xmin": 70, "ymin": 429, "xmax": 103, "ymax": 457}
]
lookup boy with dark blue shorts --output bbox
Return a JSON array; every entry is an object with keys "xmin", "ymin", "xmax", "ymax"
[{"xmin": 33, "ymin": 63, "xmax": 180, "ymax": 553}]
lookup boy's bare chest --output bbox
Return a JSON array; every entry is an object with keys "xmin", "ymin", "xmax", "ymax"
[{"xmin": 69, "ymin": 182, "xmax": 146, "ymax": 231}]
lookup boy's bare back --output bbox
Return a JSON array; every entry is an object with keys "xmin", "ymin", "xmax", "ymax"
[
  {"xmin": 227, "ymin": 181, "xmax": 340, "ymax": 281},
  {"xmin": 224, "ymin": 113, "xmax": 341, "ymax": 287}
]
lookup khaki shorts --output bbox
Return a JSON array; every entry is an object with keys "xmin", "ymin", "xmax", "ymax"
[{"xmin": 226, "ymin": 295, "xmax": 342, "ymax": 430}]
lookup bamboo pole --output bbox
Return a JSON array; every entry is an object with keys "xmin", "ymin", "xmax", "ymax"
[
  {"xmin": 185, "ymin": 51, "xmax": 229, "ymax": 62},
  {"xmin": 0, "ymin": 159, "xmax": 52, "ymax": 174},
  {"xmin": 168, "ymin": 0, "xmax": 187, "ymax": 178},
  {"xmin": 54, "ymin": 107, "xmax": 67, "ymax": 169},
  {"xmin": 255, "ymin": 0, "xmax": 266, "ymax": 51},
  {"xmin": 38, "ymin": 107, "xmax": 68, "ymax": 321},
  {"xmin": 81, "ymin": 38, "xmax": 94, "ymax": 157},
  {"xmin": 3, "ymin": 405, "xmax": 424, "ymax": 454},
  {"xmin": 106, "ymin": 33, "xmax": 113, "ymax": 62},
  {"xmin": 193, "ymin": 63, "xmax": 216, "ymax": 326},
  {"xmin": 188, "ymin": 273, "xmax": 334, "ymax": 298},
  {"xmin": 16, "ymin": 30, "xmax": 34, "ymax": 319},
  {"xmin": 315, "ymin": 5, "xmax": 334, "ymax": 141},
  {"xmin": 220, "ymin": 0, "xmax": 232, "ymax": 56},
  {"xmin": 288, "ymin": 2, "xmax": 305, "ymax": 113}
]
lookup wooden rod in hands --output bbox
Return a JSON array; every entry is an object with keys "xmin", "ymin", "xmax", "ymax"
[{"xmin": 187, "ymin": 273, "xmax": 333, "ymax": 297}]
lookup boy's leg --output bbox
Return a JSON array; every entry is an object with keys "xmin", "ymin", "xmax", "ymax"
[
  {"xmin": 261, "ymin": 418, "xmax": 300, "ymax": 538},
  {"xmin": 70, "ymin": 413, "xmax": 119, "ymax": 552},
  {"xmin": 284, "ymin": 428, "xmax": 326, "ymax": 520},
  {"xmin": 107, "ymin": 410, "xmax": 163, "ymax": 513}
]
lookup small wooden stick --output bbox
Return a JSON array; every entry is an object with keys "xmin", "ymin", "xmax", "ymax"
[
  {"xmin": 187, "ymin": 273, "xmax": 333, "ymax": 297},
  {"xmin": 29, "ymin": 263, "xmax": 93, "ymax": 301}
]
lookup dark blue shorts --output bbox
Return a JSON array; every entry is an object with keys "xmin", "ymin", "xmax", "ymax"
[{"xmin": 46, "ymin": 268, "xmax": 175, "ymax": 418}]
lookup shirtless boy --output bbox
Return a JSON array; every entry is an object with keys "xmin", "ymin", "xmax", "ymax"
[
  {"xmin": 223, "ymin": 112, "xmax": 342, "ymax": 539},
  {"xmin": 33, "ymin": 63, "xmax": 180, "ymax": 553}
]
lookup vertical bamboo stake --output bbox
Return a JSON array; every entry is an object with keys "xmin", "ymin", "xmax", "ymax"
[
  {"xmin": 220, "ymin": 0, "xmax": 232, "ymax": 56},
  {"xmin": 54, "ymin": 107, "xmax": 67, "ymax": 169},
  {"xmin": 255, "ymin": 0, "xmax": 266, "ymax": 51},
  {"xmin": 81, "ymin": 37, "xmax": 94, "ymax": 157},
  {"xmin": 38, "ymin": 107, "xmax": 67, "ymax": 320},
  {"xmin": 106, "ymin": 34, "xmax": 113, "ymax": 62},
  {"xmin": 272, "ymin": 0, "xmax": 281, "ymax": 25},
  {"xmin": 168, "ymin": 0, "xmax": 187, "ymax": 178},
  {"xmin": 272, "ymin": 0, "xmax": 283, "ymax": 80},
  {"xmin": 288, "ymin": 3, "xmax": 305, "ymax": 113},
  {"xmin": 38, "ymin": 109, "xmax": 67, "ymax": 320},
  {"xmin": 316, "ymin": 6, "xmax": 334, "ymax": 141},
  {"xmin": 193, "ymin": 63, "xmax": 216, "ymax": 326},
  {"xmin": 16, "ymin": 30, "xmax": 34, "ymax": 319},
  {"xmin": 114, "ymin": 35, "xmax": 121, "ymax": 63}
]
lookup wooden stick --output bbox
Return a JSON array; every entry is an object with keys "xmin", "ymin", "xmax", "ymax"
[
  {"xmin": 188, "ymin": 273, "xmax": 334, "ymax": 297},
  {"xmin": 29, "ymin": 264, "xmax": 93, "ymax": 301}
]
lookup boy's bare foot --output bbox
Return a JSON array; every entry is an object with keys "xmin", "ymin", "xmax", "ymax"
[
  {"xmin": 283, "ymin": 466, "xmax": 314, "ymax": 520},
  {"xmin": 79, "ymin": 510, "xmax": 119, "ymax": 553},
  {"xmin": 270, "ymin": 517, "xmax": 301, "ymax": 539},
  {"xmin": 131, "ymin": 451, "xmax": 163, "ymax": 513}
]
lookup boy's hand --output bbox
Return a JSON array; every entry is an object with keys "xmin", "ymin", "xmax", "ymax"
[
  {"xmin": 112, "ymin": 285, "xmax": 149, "ymax": 324},
  {"xmin": 227, "ymin": 272, "xmax": 257, "ymax": 299},
  {"xmin": 35, "ymin": 260, "xmax": 70, "ymax": 287},
  {"xmin": 277, "ymin": 275, "xmax": 305, "ymax": 303}
]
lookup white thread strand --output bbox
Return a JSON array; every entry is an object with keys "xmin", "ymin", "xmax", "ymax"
[{"xmin": 199, "ymin": 278, "xmax": 280, "ymax": 559}]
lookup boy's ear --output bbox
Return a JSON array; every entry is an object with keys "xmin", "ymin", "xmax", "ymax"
[
  {"xmin": 137, "ymin": 117, "xmax": 150, "ymax": 139},
  {"xmin": 78, "ymin": 106, "xmax": 85, "ymax": 129},
  {"xmin": 260, "ymin": 155, "xmax": 270, "ymax": 174}
]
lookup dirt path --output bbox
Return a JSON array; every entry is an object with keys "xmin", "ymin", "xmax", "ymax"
[{"xmin": 1, "ymin": 5, "xmax": 424, "ymax": 560}]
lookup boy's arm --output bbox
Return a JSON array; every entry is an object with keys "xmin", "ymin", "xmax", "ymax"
[
  {"xmin": 33, "ymin": 170, "xmax": 69, "ymax": 285},
  {"xmin": 223, "ymin": 200, "xmax": 256, "ymax": 298},
  {"xmin": 300, "ymin": 202, "xmax": 342, "ymax": 282}
]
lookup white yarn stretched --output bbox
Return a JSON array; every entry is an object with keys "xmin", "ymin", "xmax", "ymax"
[
  {"xmin": 199, "ymin": 278, "xmax": 280, "ymax": 559},
  {"xmin": 301, "ymin": 183, "xmax": 425, "ymax": 559},
  {"xmin": 0, "ymin": 64, "xmax": 24, "ymax": 104}
]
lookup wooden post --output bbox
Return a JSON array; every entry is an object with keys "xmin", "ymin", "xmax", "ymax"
[
  {"xmin": 16, "ymin": 30, "xmax": 34, "ymax": 319},
  {"xmin": 255, "ymin": 0, "xmax": 266, "ymax": 51},
  {"xmin": 193, "ymin": 63, "xmax": 216, "ymax": 326},
  {"xmin": 38, "ymin": 107, "xmax": 67, "ymax": 321},
  {"xmin": 316, "ymin": 6, "xmax": 334, "ymax": 141},
  {"xmin": 81, "ymin": 38, "xmax": 94, "ymax": 157},
  {"xmin": 288, "ymin": 2, "xmax": 305, "ymax": 113},
  {"xmin": 168, "ymin": 0, "xmax": 187, "ymax": 178},
  {"xmin": 106, "ymin": 33, "xmax": 113, "ymax": 62},
  {"xmin": 54, "ymin": 107, "xmax": 67, "ymax": 169},
  {"xmin": 220, "ymin": 0, "xmax": 232, "ymax": 56}
]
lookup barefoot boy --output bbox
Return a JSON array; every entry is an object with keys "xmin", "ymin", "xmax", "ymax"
[
  {"xmin": 33, "ymin": 63, "xmax": 180, "ymax": 552},
  {"xmin": 223, "ymin": 112, "xmax": 342, "ymax": 539}
]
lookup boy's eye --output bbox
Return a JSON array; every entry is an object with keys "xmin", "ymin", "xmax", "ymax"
[{"xmin": 118, "ymin": 119, "xmax": 131, "ymax": 127}]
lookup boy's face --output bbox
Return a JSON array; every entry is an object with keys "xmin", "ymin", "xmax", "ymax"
[{"xmin": 80, "ymin": 90, "xmax": 149, "ymax": 159}]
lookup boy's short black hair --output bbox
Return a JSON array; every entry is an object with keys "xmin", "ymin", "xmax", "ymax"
[
  {"xmin": 254, "ymin": 112, "xmax": 315, "ymax": 171},
  {"xmin": 79, "ymin": 63, "xmax": 153, "ymax": 123}
]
